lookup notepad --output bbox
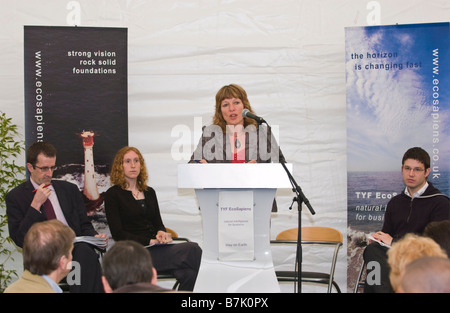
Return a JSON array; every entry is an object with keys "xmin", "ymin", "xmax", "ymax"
[{"xmin": 368, "ymin": 235, "xmax": 391, "ymax": 248}]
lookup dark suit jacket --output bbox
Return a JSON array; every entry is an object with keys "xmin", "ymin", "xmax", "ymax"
[{"xmin": 6, "ymin": 179, "xmax": 97, "ymax": 248}]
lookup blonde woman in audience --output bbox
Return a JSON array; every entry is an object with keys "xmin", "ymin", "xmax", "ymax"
[{"xmin": 387, "ymin": 233, "xmax": 447, "ymax": 292}]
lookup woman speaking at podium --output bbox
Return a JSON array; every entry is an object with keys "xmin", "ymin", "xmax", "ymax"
[
  {"xmin": 189, "ymin": 84, "xmax": 279, "ymax": 164},
  {"xmin": 189, "ymin": 84, "xmax": 279, "ymax": 212}
]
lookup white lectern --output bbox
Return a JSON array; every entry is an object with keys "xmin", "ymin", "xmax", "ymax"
[{"xmin": 178, "ymin": 163, "xmax": 293, "ymax": 293}]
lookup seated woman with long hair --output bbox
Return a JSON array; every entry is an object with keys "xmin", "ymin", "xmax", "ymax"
[{"xmin": 104, "ymin": 146, "xmax": 202, "ymax": 291}]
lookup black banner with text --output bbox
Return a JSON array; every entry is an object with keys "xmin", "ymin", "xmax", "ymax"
[{"xmin": 24, "ymin": 26, "xmax": 128, "ymax": 234}]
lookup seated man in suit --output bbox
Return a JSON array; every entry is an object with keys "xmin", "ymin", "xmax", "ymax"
[
  {"xmin": 6, "ymin": 141, "xmax": 108, "ymax": 293},
  {"xmin": 5, "ymin": 220, "xmax": 75, "ymax": 293}
]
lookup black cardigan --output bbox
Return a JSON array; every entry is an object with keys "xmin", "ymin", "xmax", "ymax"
[
  {"xmin": 382, "ymin": 182, "xmax": 449, "ymax": 241},
  {"xmin": 104, "ymin": 185, "xmax": 166, "ymax": 246}
]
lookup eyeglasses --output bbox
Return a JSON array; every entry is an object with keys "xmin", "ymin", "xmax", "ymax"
[
  {"xmin": 33, "ymin": 165, "xmax": 57, "ymax": 172},
  {"xmin": 403, "ymin": 166, "xmax": 425, "ymax": 173}
]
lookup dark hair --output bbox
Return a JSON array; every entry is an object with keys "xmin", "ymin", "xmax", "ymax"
[
  {"xmin": 402, "ymin": 147, "xmax": 430, "ymax": 169},
  {"xmin": 26, "ymin": 141, "xmax": 57, "ymax": 165},
  {"xmin": 424, "ymin": 220, "xmax": 450, "ymax": 257},
  {"xmin": 102, "ymin": 240, "xmax": 154, "ymax": 290}
]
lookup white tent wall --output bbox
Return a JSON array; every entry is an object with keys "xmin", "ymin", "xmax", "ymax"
[{"xmin": 1, "ymin": 0, "xmax": 449, "ymax": 293}]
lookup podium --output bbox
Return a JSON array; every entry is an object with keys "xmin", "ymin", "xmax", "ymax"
[{"xmin": 178, "ymin": 163, "xmax": 293, "ymax": 293}]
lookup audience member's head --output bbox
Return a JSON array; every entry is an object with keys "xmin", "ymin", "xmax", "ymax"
[
  {"xmin": 399, "ymin": 256, "xmax": 450, "ymax": 293},
  {"xmin": 424, "ymin": 220, "xmax": 450, "ymax": 257},
  {"xmin": 23, "ymin": 219, "xmax": 75, "ymax": 282},
  {"xmin": 387, "ymin": 233, "xmax": 447, "ymax": 292},
  {"xmin": 101, "ymin": 240, "xmax": 157, "ymax": 293}
]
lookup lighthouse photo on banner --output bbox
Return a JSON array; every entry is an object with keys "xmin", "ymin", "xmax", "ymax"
[
  {"xmin": 24, "ymin": 26, "xmax": 128, "ymax": 237},
  {"xmin": 345, "ymin": 22, "xmax": 450, "ymax": 291}
]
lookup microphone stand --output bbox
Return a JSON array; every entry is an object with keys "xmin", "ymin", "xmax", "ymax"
[
  {"xmin": 259, "ymin": 119, "xmax": 315, "ymax": 293},
  {"xmin": 279, "ymin": 149, "xmax": 315, "ymax": 293}
]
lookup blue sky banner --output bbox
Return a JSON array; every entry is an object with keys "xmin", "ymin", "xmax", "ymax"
[
  {"xmin": 24, "ymin": 26, "xmax": 128, "ymax": 235},
  {"xmin": 345, "ymin": 22, "xmax": 450, "ymax": 290}
]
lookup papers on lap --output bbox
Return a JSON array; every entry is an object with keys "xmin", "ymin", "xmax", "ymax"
[
  {"xmin": 368, "ymin": 235, "xmax": 391, "ymax": 248},
  {"xmin": 144, "ymin": 242, "xmax": 175, "ymax": 248},
  {"xmin": 75, "ymin": 236, "xmax": 108, "ymax": 250}
]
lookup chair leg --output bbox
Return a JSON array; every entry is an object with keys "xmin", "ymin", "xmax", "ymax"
[{"xmin": 353, "ymin": 261, "xmax": 366, "ymax": 293}]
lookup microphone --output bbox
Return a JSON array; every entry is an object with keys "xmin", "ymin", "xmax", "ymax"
[{"xmin": 242, "ymin": 109, "xmax": 266, "ymax": 124}]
